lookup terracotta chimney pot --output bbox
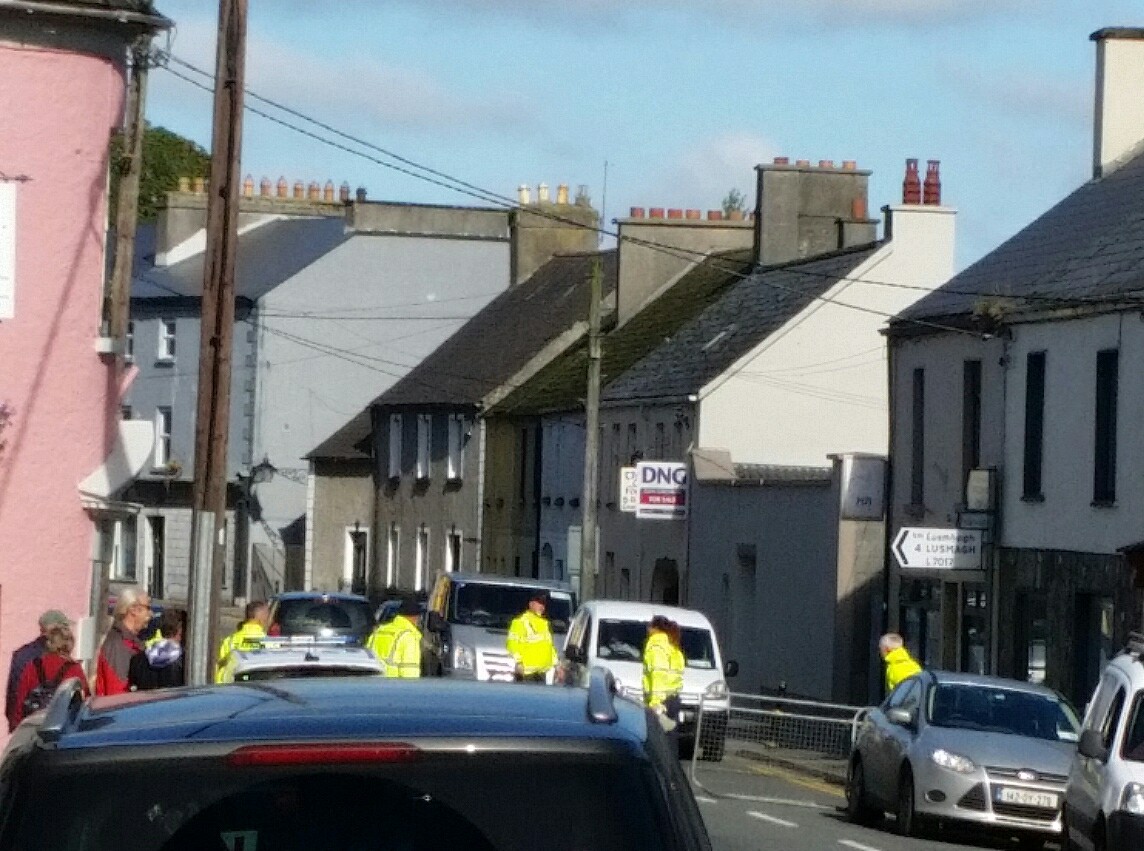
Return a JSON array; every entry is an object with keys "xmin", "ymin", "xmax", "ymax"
[
  {"xmin": 923, "ymin": 160, "xmax": 942, "ymax": 205},
  {"xmin": 842, "ymin": 160, "xmax": 857, "ymax": 171},
  {"xmin": 727, "ymin": 209, "xmax": 745, "ymax": 221},
  {"xmin": 323, "ymin": 180, "xmax": 335, "ymax": 203},
  {"xmin": 259, "ymin": 177, "xmax": 272, "ymax": 196},
  {"xmin": 818, "ymin": 159, "xmax": 834, "ymax": 169},
  {"xmin": 795, "ymin": 159, "xmax": 811, "ymax": 167},
  {"xmin": 339, "ymin": 181, "xmax": 351, "ymax": 203},
  {"xmin": 307, "ymin": 181, "xmax": 321, "ymax": 201},
  {"xmin": 773, "ymin": 156, "xmax": 790, "ymax": 165},
  {"xmin": 707, "ymin": 210, "xmax": 723, "ymax": 220},
  {"xmin": 177, "ymin": 176, "xmax": 191, "ymax": 193},
  {"xmin": 192, "ymin": 176, "xmax": 206, "ymax": 194},
  {"xmin": 649, "ymin": 207, "xmax": 665, "ymax": 219},
  {"xmin": 667, "ymin": 208, "xmax": 683, "ymax": 219},
  {"xmin": 276, "ymin": 177, "xmax": 288, "ymax": 198},
  {"xmin": 902, "ymin": 158, "xmax": 922, "ymax": 204},
  {"xmin": 242, "ymin": 175, "xmax": 254, "ymax": 197},
  {"xmin": 293, "ymin": 180, "xmax": 305, "ymax": 200},
  {"xmin": 556, "ymin": 183, "xmax": 570, "ymax": 205},
  {"xmin": 518, "ymin": 184, "xmax": 531, "ymax": 205},
  {"xmin": 629, "ymin": 207, "xmax": 646, "ymax": 219},
  {"xmin": 685, "ymin": 209, "xmax": 701, "ymax": 220}
]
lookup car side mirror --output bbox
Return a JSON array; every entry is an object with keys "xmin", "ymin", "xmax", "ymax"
[
  {"xmin": 886, "ymin": 707, "xmax": 916, "ymax": 728},
  {"xmin": 724, "ymin": 660, "xmax": 739, "ymax": 678},
  {"xmin": 426, "ymin": 611, "xmax": 446, "ymax": 634},
  {"xmin": 1078, "ymin": 728, "xmax": 1110, "ymax": 762}
]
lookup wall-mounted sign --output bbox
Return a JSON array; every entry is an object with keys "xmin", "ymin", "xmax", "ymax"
[
  {"xmin": 635, "ymin": 461, "xmax": 688, "ymax": 520},
  {"xmin": 892, "ymin": 527, "xmax": 983, "ymax": 570},
  {"xmin": 839, "ymin": 455, "xmax": 886, "ymax": 521},
  {"xmin": 619, "ymin": 466, "xmax": 639, "ymax": 513}
]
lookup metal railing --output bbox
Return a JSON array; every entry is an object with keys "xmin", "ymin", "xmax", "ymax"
[{"xmin": 690, "ymin": 691, "xmax": 868, "ymax": 796}]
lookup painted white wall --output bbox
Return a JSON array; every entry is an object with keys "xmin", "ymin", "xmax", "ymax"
[
  {"xmin": 697, "ymin": 205, "xmax": 956, "ymax": 465},
  {"xmin": 1002, "ymin": 313, "xmax": 1144, "ymax": 554}
]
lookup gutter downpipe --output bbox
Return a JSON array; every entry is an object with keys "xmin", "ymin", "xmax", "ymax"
[{"xmin": 475, "ymin": 417, "xmax": 487, "ymax": 572}]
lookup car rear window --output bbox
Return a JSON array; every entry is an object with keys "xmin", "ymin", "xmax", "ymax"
[
  {"xmin": 235, "ymin": 666, "xmax": 381, "ymax": 682},
  {"xmin": 450, "ymin": 585, "xmax": 574, "ymax": 633},
  {"xmin": 272, "ymin": 598, "xmax": 373, "ymax": 635},
  {"xmin": 596, "ymin": 619, "xmax": 717, "ymax": 669},
  {"xmin": 927, "ymin": 683, "xmax": 1080, "ymax": 742},
  {"xmin": 7, "ymin": 755, "xmax": 671, "ymax": 851}
]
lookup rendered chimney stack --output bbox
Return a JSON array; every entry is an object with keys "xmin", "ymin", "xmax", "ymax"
[
  {"xmin": 242, "ymin": 175, "xmax": 254, "ymax": 197},
  {"xmin": 518, "ymin": 184, "xmax": 531, "ymax": 205},
  {"xmin": 537, "ymin": 182, "xmax": 550, "ymax": 203},
  {"xmin": 1091, "ymin": 28, "xmax": 1144, "ymax": 178},
  {"xmin": 902, "ymin": 159, "xmax": 922, "ymax": 204},
  {"xmin": 923, "ymin": 160, "xmax": 942, "ymax": 205},
  {"xmin": 556, "ymin": 183, "xmax": 570, "ymax": 204}
]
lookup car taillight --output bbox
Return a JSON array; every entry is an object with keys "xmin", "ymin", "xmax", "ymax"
[{"xmin": 227, "ymin": 743, "xmax": 420, "ymax": 767}]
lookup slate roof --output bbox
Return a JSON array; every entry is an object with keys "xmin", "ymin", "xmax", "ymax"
[
  {"xmin": 602, "ymin": 245, "xmax": 879, "ymax": 403},
  {"xmin": 895, "ymin": 146, "xmax": 1144, "ymax": 326},
  {"xmin": 490, "ymin": 248, "xmax": 756, "ymax": 416},
  {"xmin": 307, "ymin": 250, "xmax": 616, "ymax": 459},
  {"xmin": 131, "ymin": 217, "xmax": 350, "ymax": 302}
]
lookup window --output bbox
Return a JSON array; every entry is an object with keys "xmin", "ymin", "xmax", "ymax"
[
  {"xmin": 910, "ymin": 368, "xmax": 925, "ymax": 506},
  {"xmin": 111, "ymin": 517, "xmax": 138, "ymax": 581},
  {"xmin": 386, "ymin": 522, "xmax": 399, "ymax": 588},
  {"xmin": 158, "ymin": 319, "xmax": 176, "ymax": 360},
  {"xmin": 154, "ymin": 407, "xmax": 172, "ymax": 467},
  {"xmin": 518, "ymin": 427, "xmax": 529, "ymax": 502},
  {"xmin": 388, "ymin": 414, "xmax": 402, "ymax": 479},
  {"xmin": 654, "ymin": 422, "xmax": 666, "ymax": 458},
  {"xmin": 415, "ymin": 524, "xmax": 429, "ymax": 591},
  {"xmin": 961, "ymin": 359, "xmax": 982, "ymax": 496},
  {"xmin": 416, "ymin": 414, "xmax": 431, "ymax": 479},
  {"xmin": 1023, "ymin": 352, "xmax": 1046, "ymax": 499},
  {"xmin": 446, "ymin": 527, "xmax": 462, "ymax": 573},
  {"xmin": 125, "ymin": 321, "xmax": 134, "ymax": 361},
  {"xmin": 447, "ymin": 415, "xmax": 465, "ymax": 480},
  {"xmin": 609, "ymin": 424, "xmax": 621, "ymax": 502},
  {"xmin": 626, "ymin": 423, "xmax": 638, "ymax": 464},
  {"xmin": 1093, "ymin": 348, "xmax": 1118, "ymax": 503},
  {"xmin": 1101, "ymin": 688, "xmax": 1127, "ymax": 752}
]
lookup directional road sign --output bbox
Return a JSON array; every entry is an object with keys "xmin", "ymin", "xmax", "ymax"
[{"xmin": 892, "ymin": 527, "xmax": 983, "ymax": 570}]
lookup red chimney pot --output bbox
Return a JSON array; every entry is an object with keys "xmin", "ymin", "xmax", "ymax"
[
  {"xmin": 842, "ymin": 160, "xmax": 857, "ymax": 171},
  {"xmin": 773, "ymin": 156, "xmax": 790, "ymax": 165},
  {"xmin": 902, "ymin": 158, "xmax": 922, "ymax": 205},
  {"xmin": 649, "ymin": 207, "xmax": 665, "ymax": 219},
  {"xmin": 923, "ymin": 159, "xmax": 942, "ymax": 206},
  {"xmin": 818, "ymin": 160, "xmax": 834, "ymax": 169},
  {"xmin": 685, "ymin": 209, "xmax": 701, "ymax": 220},
  {"xmin": 667, "ymin": 208, "xmax": 683, "ymax": 219},
  {"xmin": 795, "ymin": 159, "xmax": 811, "ymax": 167},
  {"xmin": 707, "ymin": 210, "xmax": 723, "ymax": 220},
  {"xmin": 629, "ymin": 207, "xmax": 646, "ymax": 219}
]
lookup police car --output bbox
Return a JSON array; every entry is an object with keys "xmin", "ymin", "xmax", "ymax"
[{"xmin": 219, "ymin": 644, "xmax": 384, "ymax": 683}]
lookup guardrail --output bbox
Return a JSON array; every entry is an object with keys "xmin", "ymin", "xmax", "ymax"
[{"xmin": 690, "ymin": 691, "xmax": 869, "ymax": 795}]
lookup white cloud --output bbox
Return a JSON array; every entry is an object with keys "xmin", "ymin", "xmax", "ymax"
[{"xmin": 944, "ymin": 63, "xmax": 1090, "ymax": 126}]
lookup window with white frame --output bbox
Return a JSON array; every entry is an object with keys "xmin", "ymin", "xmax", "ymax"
[
  {"xmin": 415, "ymin": 524, "xmax": 430, "ymax": 591},
  {"xmin": 416, "ymin": 414, "xmax": 431, "ymax": 479},
  {"xmin": 158, "ymin": 319, "xmax": 177, "ymax": 360},
  {"xmin": 447, "ymin": 415, "xmax": 465, "ymax": 480},
  {"xmin": 125, "ymin": 321, "xmax": 135, "ymax": 361},
  {"xmin": 446, "ymin": 527, "xmax": 462, "ymax": 573},
  {"xmin": 388, "ymin": 414, "xmax": 402, "ymax": 479},
  {"xmin": 386, "ymin": 522, "xmax": 400, "ymax": 588},
  {"xmin": 154, "ymin": 407, "xmax": 172, "ymax": 467},
  {"xmin": 110, "ymin": 517, "xmax": 138, "ymax": 581}
]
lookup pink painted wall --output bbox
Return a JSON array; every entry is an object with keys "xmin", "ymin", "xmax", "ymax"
[{"xmin": 0, "ymin": 27, "xmax": 129, "ymax": 715}]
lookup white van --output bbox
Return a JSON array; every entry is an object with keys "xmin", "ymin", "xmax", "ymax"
[{"xmin": 562, "ymin": 600, "xmax": 737, "ymax": 760}]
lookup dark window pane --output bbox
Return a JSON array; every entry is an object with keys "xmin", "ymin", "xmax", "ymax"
[
  {"xmin": 962, "ymin": 360, "xmax": 982, "ymax": 496},
  {"xmin": 1094, "ymin": 349, "xmax": 1118, "ymax": 502},
  {"xmin": 911, "ymin": 368, "xmax": 925, "ymax": 506},
  {"xmin": 1023, "ymin": 352, "xmax": 1046, "ymax": 498}
]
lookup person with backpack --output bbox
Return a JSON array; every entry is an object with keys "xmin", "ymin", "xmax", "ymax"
[
  {"xmin": 6, "ymin": 608, "xmax": 70, "ymax": 732},
  {"xmin": 12, "ymin": 623, "xmax": 87, "ymax": 727},
  {"xmin": 129, "ymin": 608, "xmax": 187, "ymax": 690}
]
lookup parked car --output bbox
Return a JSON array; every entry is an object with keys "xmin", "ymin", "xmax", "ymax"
[
  {"xmin": 1064, "ymin": 634, "xmax": 1144, "ymax": 850},
  {"xmin": 422, "ymin": 572, "xmax": 575, "ymax": 683},
  {"xmin": 561, "ymin": 599, "xmax": 737, "ymax": 761},
  {"xmin": 0, "ymin": 668, "xmax": 713, "ymax": 851},
  {"xmin": 847, "ymin": 670, "xmax": 1080, "ymax": 846},
  {"xmin": 266, "ymin": 591, "xmax": 374, "ymax": 645},
  {"xmin": 218, "ymin": 644, "xmax": 385, "ymax": 683}
]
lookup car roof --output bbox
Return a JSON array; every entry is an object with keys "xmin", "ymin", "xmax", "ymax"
[
  {"xmin": 231, "ymin": 646, "xmax": 382, "ymax": 671},
  {"xmin": 926, "ymin": 670, "xmax": 1064, "ymax": 698},
  {"xmin": 272, "ymin": 591, "xmax": 371, "ymax": 603},
  {"xmin": 53, "ymin": 678, "xmax": 647, "ymax": 750},
  {"xmin": 580, "ymin": 599, "xmax": 715, "ymax": 630},
  {"xmin": 444, "ymin": 572, "xmax": 574, "ymax": 593}
]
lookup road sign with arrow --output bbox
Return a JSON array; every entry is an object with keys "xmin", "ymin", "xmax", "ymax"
[{"xmin": 893, "ymin": 527, "xmax": 983, "ymax": 570}]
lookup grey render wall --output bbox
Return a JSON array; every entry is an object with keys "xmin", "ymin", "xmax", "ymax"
[
  {"xmin": 252, "ymin": 235, "xmax": 510, "ymax": 546},
  {"xmin": 372, "ymin": 410, "xmax": 481, "ymax": 593},
  {"xmin": 309, "ymin": 457, "xmax": 374, "ymax": 592},
  {"xmin": 688, "ymin": 480, "xmax": 837, "ymax": 700}
]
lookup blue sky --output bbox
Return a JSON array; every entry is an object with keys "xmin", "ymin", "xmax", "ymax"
[{"xmin": 147, "ymin": 0, "xmax": 1142, "ymax": 270}]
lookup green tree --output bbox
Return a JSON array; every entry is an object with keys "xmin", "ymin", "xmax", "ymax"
[
  {"xmin": 721, "ymin": 188, "xmax": 747, "ymax": 217},
  {"xmin": 110, "ymin": 124, "xmax": 210, "ymax": 222}
]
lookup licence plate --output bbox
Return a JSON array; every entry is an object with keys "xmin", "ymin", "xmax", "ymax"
[
  {"xmin": 487, "ymin": 673, "xmax": 514, "ymax": 683},
  {"xmin": 996, "ymin": 787, "xmax": 1058, "ymax": 809}
]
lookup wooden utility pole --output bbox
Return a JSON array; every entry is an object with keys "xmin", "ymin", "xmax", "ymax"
[
  {"xmin": 579, "ymin": 259, "xmax": 603, "ymax": 601},
  {"xmin": 106, "ymin": 39, "xmax": 150, "ymax": 344},
  {"xmin": 187, "ymin": 0, "xmax": 247, "ymax": 686}
]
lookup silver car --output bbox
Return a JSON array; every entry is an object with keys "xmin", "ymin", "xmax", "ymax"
[{"xmin": 847, "ymin": 670, "xmax": 1080, "ymax": 845}]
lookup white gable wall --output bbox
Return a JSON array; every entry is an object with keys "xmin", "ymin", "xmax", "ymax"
[{"xmin": 697, "ymin": 205, "xmax": 955, "ymax": 465}]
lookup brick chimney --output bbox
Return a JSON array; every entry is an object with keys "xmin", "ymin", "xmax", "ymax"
[
  {"xmin": 754, "ymin": 157, "xmax": 876, "ymax": 266},
  {"xmin": 1091, "ymin": 28, "xmax": 1144, "ymax": 178}
]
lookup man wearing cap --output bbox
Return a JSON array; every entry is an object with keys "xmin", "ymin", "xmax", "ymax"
[
  {"xmin": 365, "ymin": 597, "xmax": 423, "ymax": 678},
  {"xmin": 507, "ymin": 592, "xmax": 560, "ymax": 684},
  {"xmin": 7, "ymin": 609, "xmax": 70, "ymax": 732}
]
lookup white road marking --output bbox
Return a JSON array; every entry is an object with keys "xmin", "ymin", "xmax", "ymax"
[
  {"xmin": 724, "ymin": 792, "xmax": 831, "ymax": 810},
  {"xmin": 838, "ymin": 840, "xmax": 883, "ymax": 851},
  {"xmin": 694, "ymin": 795, "xmax": 717, "ymax": 803},
  {"xmin": 747, "ymin": 810, "xmax": 798, "ymax": 828}
]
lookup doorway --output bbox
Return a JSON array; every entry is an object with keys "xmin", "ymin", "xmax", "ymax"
[
  {"xmin": 651, "ymin": 559, "xmax": 680, "ymax": 605},
  {"xmin": 343, "ymin": 525, "xmax": 369, "ymax": 596}
]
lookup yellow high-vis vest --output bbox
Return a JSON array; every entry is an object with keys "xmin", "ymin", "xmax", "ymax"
[
  {"xmin": 366, "ymin": 618, "xmax": 422, "ymax": 678},
  {"xmin": 506, "ymin": 610, "xmax": 558, "ymax": 676}
]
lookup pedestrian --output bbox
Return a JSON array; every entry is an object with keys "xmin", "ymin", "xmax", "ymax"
[
  {"xmin": 215, "ymin": 601, "xmax": 269, "ymax": 683},
  {"xmin": 879, "ymin": 632, "xmax": 922, "ymax": 693},
  {"xmin": 365, "ymin": 597, "xmax": 422, "ymax": 678},
  {"xmin": 13, "ymin": 623, "xmax": 88, "ymax": 727},
  {"xmin": 507, "ymin": 591, "xmax": 559, "ymax": 684},
  {"xmin": 663, "ymin": 620, "xmax": 686, "ymax": 728},
  {"xmin": 6, "ymin": 609, "xmax": 71, "ymax": 732},
  {"xmin": 95, "ymin": 587, "xmax": 150, "ymax": 697},
  {"xmin": 129, "ymin": 608, "xmax": 187, "ymax": 690},
  {"xmin": 643, "ymin": 616, "xmax": 680, "ymax": 728}
]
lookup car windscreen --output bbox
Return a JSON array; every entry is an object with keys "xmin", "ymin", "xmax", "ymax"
[
  {"xmin": 450, "ymin": 585, "xmax": 573, "ymax": 632},
  {"xmin": 7, "ymin": 755, "xmax": 672, "ymax": 851},
  {"xmin": 926, "ymin": 683, "xmax": 1080, "ymax": 742},
  {"xmin": 235, "ymin": 667, "xmax": 381, "ymax": 682},
  {"xmin": 273, "ymin": 598, "xmax": 373, "ymax": 635},
  {"xmin": 596, "ymin": 619, "xmax": 717, "ymax": 670}
]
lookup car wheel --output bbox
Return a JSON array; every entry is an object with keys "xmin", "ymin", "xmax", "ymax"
[
  {"xmin": 845, "ymin": 757, "xmax": 881, "ymax": 825},
  {"xmin": 895, "ymin": 767, "xmax": 926, "ymax": 837}
]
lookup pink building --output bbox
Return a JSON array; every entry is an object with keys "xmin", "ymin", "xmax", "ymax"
[{"xmin": 0, "ymin": 1, "xmax": 169, "ymax": 708}]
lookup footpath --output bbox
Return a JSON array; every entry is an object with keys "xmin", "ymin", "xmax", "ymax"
[{"xmin": 732, "ymin": 743, "xmax": 849, "ymax": 787}]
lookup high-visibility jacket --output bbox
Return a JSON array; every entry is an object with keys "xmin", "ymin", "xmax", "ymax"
[
  {"xmin": 643, "ymin": 632, "xmax": 678, "ymax": 708},
  {"xmin": 215, "ymin": 622, "xmax": 267, "ymax": 683},
  {"xmin": 883, "ymin": 647, "xmax": 922, "ymax": 693},
  {"xmin": 366, "ymin": 618, "xmax": 422, "ymax": 678},
  {"xmin": 667, "ymin": 645, "xmax": 685, "ymax": 696},
  {"xmin": 506, "ymin": 610, "xmax": 558, "ymax": 676}
]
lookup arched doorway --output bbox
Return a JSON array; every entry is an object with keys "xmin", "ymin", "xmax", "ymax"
[{"xmin": 651, "ymin": 558, "xmax": 680, "ymax": 605}]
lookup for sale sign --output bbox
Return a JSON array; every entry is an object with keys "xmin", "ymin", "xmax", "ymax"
[
  {"xmin": 635, "ymin": 461, "xmax": 688, "ymax": 520},
  {"xmin": 619, "ymin": 467, "xmax": 639, "ymax": 513}
]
